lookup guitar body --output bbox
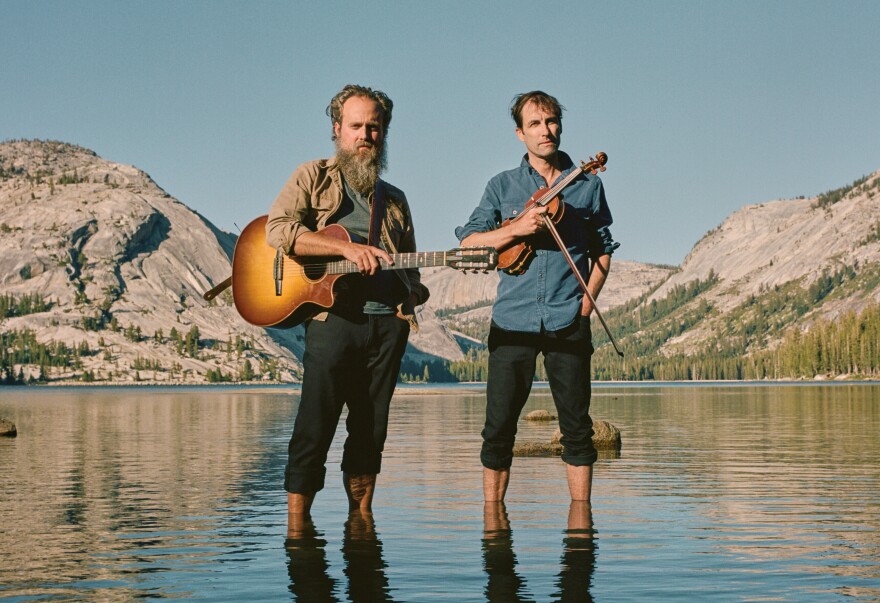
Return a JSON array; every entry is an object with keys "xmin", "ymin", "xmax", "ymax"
[
  {"xmin": 232, "ymin": 216, "xmax": 349, "ymax": 328},
  {"xmin": 497, "ymin": 194, "xmax": 563, "ymax": 274}
]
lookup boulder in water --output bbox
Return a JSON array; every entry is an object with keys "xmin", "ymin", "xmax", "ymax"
[{"xmin": 0, "ymin": 418, "xmax": 17, "ymax": 437}]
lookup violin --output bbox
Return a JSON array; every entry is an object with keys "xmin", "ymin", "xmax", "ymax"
[{"xmin": 496, "ymin": 152, "xmax": 607, "ymax": 274}]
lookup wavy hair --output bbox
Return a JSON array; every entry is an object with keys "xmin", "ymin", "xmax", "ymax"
[
  {"xmin": 326, "ymin": 84, "xmax": 393, "ymax": 140},
  {"xmin": 510, "ymin": 90, "xmax": 565, "ymax": 129}
]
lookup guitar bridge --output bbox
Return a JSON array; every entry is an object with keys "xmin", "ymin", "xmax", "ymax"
[{"xmin": 273, "ymin": 250, "xmax": 283, "ymax": 296}]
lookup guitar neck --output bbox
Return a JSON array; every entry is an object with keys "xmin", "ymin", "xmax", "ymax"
[{"xmin": 314, "ymin": 251, "xmax": 457, "ymax": 275}]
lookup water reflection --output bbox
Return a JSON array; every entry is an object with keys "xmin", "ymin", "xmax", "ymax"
[
  {"xmin": 285, "ymin": 517, "xmax": 337, "ymax": 602},
  {"xmin": 482, "ymin": 502, "xmax": 531, "ymax": 601},
  {"xmin": 342, "ymin": 512, "xmax": 393, "ymax": 602},
  {"xmin": 482, "ymin": 502, "xmax": 597, "ymax": 602},
  {"xmin": 554, "ymin": 501, "xmax": 596, "ymax": 603},
  {"xmin": 286, "ymin": 511, "xmax": 393, "ymax": 602}
]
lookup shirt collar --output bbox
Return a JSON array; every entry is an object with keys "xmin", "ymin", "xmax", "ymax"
[{"xmin": 519, "ymin": 151, "xmax": 575, "ymax": 174}]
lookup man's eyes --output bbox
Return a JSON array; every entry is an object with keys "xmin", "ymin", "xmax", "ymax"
[{"xmin": 528, "ymin": 120, "xmax": 558, "ymax": 128}]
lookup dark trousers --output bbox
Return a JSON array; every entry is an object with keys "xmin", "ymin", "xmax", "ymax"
[
  {"xmin": 284, "ymin": 312, "xmax": 410, "ymax": 494},
  {"xmin": 482, "ymin": 317, "xmax": 597, "ymax": 470}
]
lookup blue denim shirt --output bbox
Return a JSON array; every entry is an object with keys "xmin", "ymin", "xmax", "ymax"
[{"xmin": 455, "ymin": 152, "xmax": 619, "ymax": 334}]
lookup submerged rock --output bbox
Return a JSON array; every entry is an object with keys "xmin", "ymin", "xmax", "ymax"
[
  {"xmin": 0, "ymin": 418, "xmax": 17, "ymax": 437},
  {"xmin": 512, "ymin": 441, "xmax": 564, "ymax": 457},
  {"xmin": 553, "ymin": 420, "xmax": 622, "ymax": 450},
  {"xmin": 513, "ymin": 419, "xmax": 621, "ymax": 457},
  {"xmin": 525, "ymin": 409, "xmax": 556, "ymax": 421}
]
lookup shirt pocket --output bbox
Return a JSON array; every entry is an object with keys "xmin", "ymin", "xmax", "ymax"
[
  {"xmin": 500, "ymin": 196, "xmax": 525, "ymax": 222},
  {"xmin": 309, "ymin": 189, "xmax": 337, "ymax": 230},
  {"xmin": 499, "ymin": 180, "xmax": 538, "ymax": 222}
]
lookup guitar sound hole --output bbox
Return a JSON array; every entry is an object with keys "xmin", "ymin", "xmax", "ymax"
[{"xmin": 299, "ymin": 262, "xmax": 328, "ymax": 283}]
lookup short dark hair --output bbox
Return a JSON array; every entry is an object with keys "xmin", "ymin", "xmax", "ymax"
[
  {"xmin": 510, "ymin": 91, "xmax": 565, "ymax": 129},
  {"xmin": 326, "ymin": 84, "xmax": 393, "ymax": 140}
]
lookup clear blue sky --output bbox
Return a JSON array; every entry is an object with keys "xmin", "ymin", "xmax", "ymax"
[{"xmin": 3, "ymin": 1, "xmax": 879, "ymax": 265}]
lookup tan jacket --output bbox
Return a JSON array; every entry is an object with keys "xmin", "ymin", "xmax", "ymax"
[{"xmin": 266, "ymin": 157, "xmax": 429, "ymax": 325}]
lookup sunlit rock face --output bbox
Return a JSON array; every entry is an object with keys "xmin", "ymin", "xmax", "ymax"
[{"xmin": 0, "ymin": 140, "xmax": 302, "ymax": 383}]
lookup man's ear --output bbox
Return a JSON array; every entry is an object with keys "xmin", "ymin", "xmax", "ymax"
[
  {"xmin": 333, "ymin": 121, "xmax": 341, "ymax": 140},
  {"xmin": 515, "ymin": 128, "xmax": 525, "ymax": 142}
]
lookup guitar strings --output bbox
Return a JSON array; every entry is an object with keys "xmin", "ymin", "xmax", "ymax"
[{"xmin": 276, "ymin": 250, "xmax": 491, "ymax": 278}]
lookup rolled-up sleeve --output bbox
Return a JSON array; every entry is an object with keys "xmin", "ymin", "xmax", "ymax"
[
  {"xmin": 455, "ymin": 179, "xmax": 502, "ymax": 242},
  {"xmin": 593, "ymin": 225, "xmax": 620, "ymax": 257},
  {"xmin": 266, "ymin": 167, "xmax": 314, "ymax": 255},
  {"xmin": 588, "ymin": 178, "xmax": 620, "ymax": 259}
]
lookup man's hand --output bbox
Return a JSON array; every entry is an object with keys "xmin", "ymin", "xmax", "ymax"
[
  {"xmin": 340, "ymin": 241, "xmax": 393, "ymax": 275},
  {"xmin": 293, "ymin": 230, "xmax": 393, "ymax": 275},
  {"xmin": 510, "ymin": 206, "xmax": 549, "ymax": 238},
  {"xmin": 580, "ymin": 296, "xmax": 595, "ymax": 317}
]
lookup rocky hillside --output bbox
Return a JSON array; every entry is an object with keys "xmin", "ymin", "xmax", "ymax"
[
  {"xmin": 0, "ymin": 140, "xmax": 303, "ymax": 383},
  {"xmin": 583, "ymin": 170, "xmax": 880, "ymax": 381},
  {"xmin": 647, "ymin": 171, "xmax": 880, "ymax": 356}
]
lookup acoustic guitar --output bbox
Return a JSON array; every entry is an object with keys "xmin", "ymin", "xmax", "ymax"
[{"xmin": 231, "ymin": 215, "xmax": 498, "ymax": 328}]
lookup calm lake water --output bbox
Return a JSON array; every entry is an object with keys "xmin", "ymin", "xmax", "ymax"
[{"xmin": 0, "ymin": 383, "xmax": 878, "ymax": 602}]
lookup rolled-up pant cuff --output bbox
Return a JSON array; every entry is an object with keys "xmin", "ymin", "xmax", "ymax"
[
  {"xmin": 341, "ymin": 454, "xmax": 382, "ymax": 476},
  {"xmin": 284, "ymin": 465, "xmax": 327, "ymax": 494},
  {"xmin": 480, "ymin": 449, "xmax": 513, "ymax": 471},
  {"xmin": 561, "ymin": 448, "xmax": 598, "ymax": 467}
]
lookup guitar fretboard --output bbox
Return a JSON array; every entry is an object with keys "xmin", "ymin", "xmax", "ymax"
[{"xmin": 290, "ymin": 250, "xmax": 476, "ymax": 277}]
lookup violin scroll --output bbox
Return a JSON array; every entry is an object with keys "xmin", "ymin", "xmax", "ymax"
[{"xmin": 581, "ymin": 152, "xmax": 608, "ymax": 175}]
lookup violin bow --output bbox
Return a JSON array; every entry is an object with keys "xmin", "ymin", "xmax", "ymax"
[{"xmin": 540, "ymin": 152, "xmax": 623, "ymax": 357}]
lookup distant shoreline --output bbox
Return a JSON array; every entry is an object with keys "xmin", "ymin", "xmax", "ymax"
[{"xmin": 2, "ymin": 377, "xmax": 876, "ymax": 393}]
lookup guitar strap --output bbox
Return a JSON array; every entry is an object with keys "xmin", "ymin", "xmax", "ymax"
[
  {"xmin": 368, "ymin": 180, "xmax": 387, "ymax": 248},
  {"xmin": 202, "ymin": 276, "xmax": 232, "ymax": 301}
]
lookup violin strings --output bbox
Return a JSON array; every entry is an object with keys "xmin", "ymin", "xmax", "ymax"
[{"xmin": 516, "ymin": 163, "xmax": 588, "ymax": 220}]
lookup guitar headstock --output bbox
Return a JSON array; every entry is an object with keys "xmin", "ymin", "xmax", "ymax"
[
  {"xmin": 446, "ymin": 247, "xmax": 499, "ymax": 273},
  {"xmin": 580, "ymin": 152, "xmax": 608, "ymax": 175}
]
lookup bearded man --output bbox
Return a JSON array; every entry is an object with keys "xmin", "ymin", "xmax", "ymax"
[{"xmin": 266, "ymin": 85, "xmax": 429, "ymax": 522}]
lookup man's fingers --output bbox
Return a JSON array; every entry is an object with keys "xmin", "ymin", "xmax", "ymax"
[
  {"xmin": 344, "ymin": 243, "xmax": 391, "ymax": 275},
  {"xmin": 361, "ymin": 247, "xmax": 389, "ymax": 275},
  {"xmin": 365, "ymin": 253, "xmax": 380, "ymax": 274},
  {"xmin": 376, "ymin": 249, "xmax": 394, "ymax": 266}
]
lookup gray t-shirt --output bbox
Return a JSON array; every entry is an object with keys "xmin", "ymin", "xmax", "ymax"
[{"xmin": 331, "ymin": 178, "xmax": 405, "ymax": 314}]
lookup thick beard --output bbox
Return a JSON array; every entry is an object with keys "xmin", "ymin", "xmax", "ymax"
[{"xmin": 335, "ymin": 140, "xmax": 387, "ymax": 196}]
